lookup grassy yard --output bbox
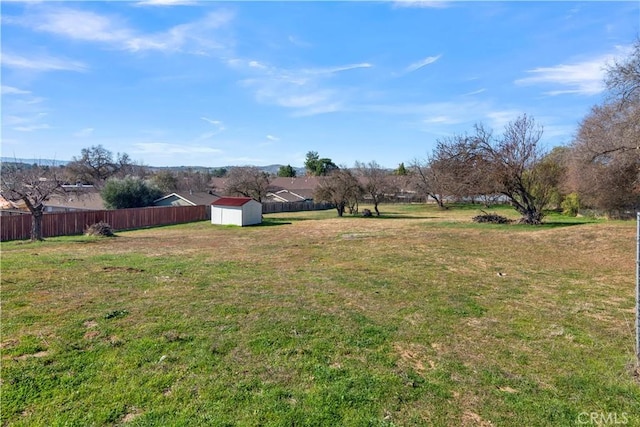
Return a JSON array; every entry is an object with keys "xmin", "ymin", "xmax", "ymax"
[{"xmin": 1, "ymin": 204, "xmax": 638, "ymax": 426}]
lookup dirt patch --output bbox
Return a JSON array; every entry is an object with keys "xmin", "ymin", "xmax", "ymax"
[
  {"xmin": 84, "ymin": 320, "xmax": 98, "ymax": 328},
  {"xmin": 13, "ymin": 351, "xmax": 49, "ymax": 361},
  {"xmin": 84, "ymin": 331, "xmax": 100, "ymax": 340},
  {"xmin": 121, "ymin": 409, "xmax": 143, "ymax": 423},
  {"xmin": 394, "ymin": 343, "xmax": 435, "ymax": 373},
  {"xmin": 462, "ymin": 411, "xmax": 494, "ymax": 427}
]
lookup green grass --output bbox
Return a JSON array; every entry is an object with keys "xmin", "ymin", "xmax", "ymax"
[{"xmin": 1, "ymin": 203, "xmax": 637, "ymax": 426}]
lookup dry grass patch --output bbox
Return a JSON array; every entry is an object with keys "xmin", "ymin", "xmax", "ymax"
[{"xmin": 1, "ymin": 204, "xmax": 638, "ymax": 426}]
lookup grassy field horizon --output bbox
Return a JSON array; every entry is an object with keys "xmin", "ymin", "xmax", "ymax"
[{"xmin": 1, "ymin": 204, "xmax": 638, "ymax": 426}]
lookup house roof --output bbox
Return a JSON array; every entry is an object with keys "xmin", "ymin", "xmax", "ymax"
[
  {"xmin": 154, "ymin": 192, "xmax": 220, "ymax": 206},
  {"xmin": 212, "ymin": 197, "xmax": 256, "ymax": 207},
  {"xmin": 44, "ymin": 189, "xmax": 106, "ymax": 211},
  {"xmin": 265, "ymin": 189, "xmax": 308, "ymax": 203}
]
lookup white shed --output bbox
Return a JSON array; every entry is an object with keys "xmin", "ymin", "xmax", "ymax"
[{"xmin": 211, "ymin": 197, "xmax": 262, "ymax": 226}]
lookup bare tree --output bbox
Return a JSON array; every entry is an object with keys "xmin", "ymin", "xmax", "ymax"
[
  {"xmin": 567, "ymin": 40, "xmax": 640, "ymax": 216},
  {"xmin": 150, "ymin": 170, "xmax": 180, "ymax": 193},
  {"xmin": 354, "ymin": 161, "xmax": 396, "ymax": 216},
  {"xmin": 433, "ymin": 115, "xmax": 558, "ymax": 224},
  {"xmin": 224, "ymin": 167, "xmax": 271, "ymax": 202},
  {"xmin": 66, "ymin": 145, "xmax": 139, "ymax": 187},
  {"xmin": 0, "ymin": 163, "xmax": 66, "ymax": 241},
  {"xmin": 314, "ymin": 169, "xmax": 363, "ymax": 217},
  {"xmin": 428, "ymin": 134, "xmax": 499, "ymax": 206},
  {"xmin": 177, "ymin": 169, "xmax": 213, "ymax": 193},
  {"xmin": 408, "ymin": 158, "xmax": 446, "ymax": 208}
]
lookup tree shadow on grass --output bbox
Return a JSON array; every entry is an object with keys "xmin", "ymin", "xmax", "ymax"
[{"xmin": 256, "ymin": 219, "xmax": 293, "ymax": 227}]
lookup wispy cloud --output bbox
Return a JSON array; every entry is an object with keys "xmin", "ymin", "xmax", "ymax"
[
  {"xmin": 405, "ymin": 55, "xmax": 442, "ymax": 73},
  {"xmin": 6, "ymin": 5, "xmax": 233, "ymax": 55},
  {"xmin": 393, "ymin": 1, "xmax": 451, "ymax": 9},
  {"xmin": 201, "ymin": 117, "xmax": 225, "ymax": 129},
  {"xmin": 461, "ymin": 88, "xmax": 487, "ymax": 96},
  {"xmin": 1, "ymin": 52, "xmax": 87, "ymax": 72},
  {"xmin": 514, "ymin": 52, "xmax": 621, "ymax": 96},
  {"xmin": 288, "ymin": 35, "xmax": 312, "ymax": 48},
  {"xmin": 13, "ymin": 124, "xmax": 51, "ymax": 132},
  {"xmin": 266, "ymin": 135, "xmax": 280, "ymax": 141},
  {"xmin": 135, "ymin": 0, "xmax": 198, "ymax": 6},
  {"xmin": 234, "ymin": 59, "xmax": 372, "ymax": 116},
  {"xmin": 1, "ymin": 85, "xmax": 31, "ymax": 95},
  {"xmin": 73, "ymin": 128, "xmax": 94, "ymax": 138}
]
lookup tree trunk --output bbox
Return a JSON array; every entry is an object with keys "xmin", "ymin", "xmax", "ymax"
[
  {"xmin": 31, "ymin": 210, "xmax": 44, "ymax": 241},
  {"xmin": 518, "ymin": 208, "xmax": 544, "ymax": 225}
]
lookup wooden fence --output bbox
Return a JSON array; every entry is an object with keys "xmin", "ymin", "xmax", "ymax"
[
  {"xmin": 0, "ymin": 202, "xmax": 335, "ymax": 241},
  {"xmin": 262, "ymin": 201, "xmax": 333, "ymax": 214},
  {"xmin": 1, "ymin": 205, "xmax": 208, "ymax": 242}
]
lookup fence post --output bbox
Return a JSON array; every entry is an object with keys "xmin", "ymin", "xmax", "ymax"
[{"xmin": 636, "ymin": 212, "xmax": 640, "ymax": 365}]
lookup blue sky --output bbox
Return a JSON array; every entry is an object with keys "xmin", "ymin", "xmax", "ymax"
[{"xmin": 1, "ymin": 1, "xmax": 638, "ymax": 169}]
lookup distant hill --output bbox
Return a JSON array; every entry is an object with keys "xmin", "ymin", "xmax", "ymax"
[
  {"xmin": 1, "ymin": 157, "xmax": 69, "ymax": 166},
  {"xmin": 0, "ymin": 158, "xmax": 306, "ymax": 175}
]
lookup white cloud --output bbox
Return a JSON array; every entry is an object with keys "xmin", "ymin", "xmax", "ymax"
[
  {"xmin": 135, "ymin": 0, "xmax": 197, "ymax": 6},
  {"xmin": 200, "ymin": 117, "xmax": 225, "ymax": 136},
  {"xmin": 266, "ymin": 135, "xmax": 280, "ymax": 141},
  {"xmin": 288, "ymin": 35, "xmax": 312, "ymax": 48},
  {"xmin": 7, "ymin": 6, "xmax": 233, "ymax": 55},
  {"xmin": 1, "ymin": 85, "xmax": 31, "ymax": 95},
  {"xmin": 1, "ymin": 52, "xmax": 87, "ymax": 72},
  {"xmin": 514, "ymin": 52, "xmax": 622, "ymax": 96},
  {"xmin": 461, "ymin": 88, "xmax": 487, "ymax": 96},
  {"xmin": 310, "ymin": 63, "xmax": 373, "ymax": 75},
  {"xmin": 13, "ymin": 124, "xmax": 51, "ymax": 132},
  {"xmin": 28, "ymin": 8, "xmax": 132, "ymax": 43},
  {"xmin": 236, "ymin": 60, "xmax": 372, "ymax": 116},
  {"xmin": 73, "ymin": 128, "xmax": 94, "ymax": 138},
  {"xmin": 201, "ymin": 117, "xmax": 224, "ymax": 127},
  {"xmin": 405, "ymin": 55, "xmax": 442, "ymax": 73},
  {"xmin": 486, "ymin": 110, "xmax": 523, "ymax": 130},
  {"xmin": 393, "ymin": 1, "xmax": 451, "ymax": 9}
]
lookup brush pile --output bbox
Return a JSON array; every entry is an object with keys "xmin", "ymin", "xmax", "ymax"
[
  {"xmin": 85, "ymin": 221, "xmax": 115, "ymax": 237},
  {"xmin": 472, "ymin": 211, "xmax": 512, "ymax": 224}
]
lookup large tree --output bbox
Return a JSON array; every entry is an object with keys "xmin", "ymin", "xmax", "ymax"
[
  {"xmin": 434, "ymin": 115, "xmax": 558, "ymax": 224},
  {"xmin": 277, "ymin": 164, "xmax": 297, "ymax": 177},
  {"xmin": 314, "ymin": 169, "xmax": 363, "ymax": 217},
  {"xmin": 0, "ymin": 163, "xmax": 66, "ymax": 241},
  {"xmin": 224, "ymin": 167, "xmax": 271, "ymax": 202},
  {"xmin": 433, "ymin": 133, "xmax": 502, "ymax": 206},
  {"xmin": 567, "ymin": 39, "xmax": 640, "ymax": 216},
  {"xmin": 304, "ymin": 151, "xmax": 338, "ymax": 176},
  {"xmin": 66, "ymin": 145, "xmax": 138, "ymax": 186}
]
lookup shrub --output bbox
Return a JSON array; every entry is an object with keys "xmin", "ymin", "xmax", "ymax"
[
  {"xmin": 101, "ymin": 177, "xmax": 163, "ymax": 210},
  {"xmin": 85, "ymin": 221, "xmax": 115, "ymax": 237},
  {"xmin": 561, "ymin": 192, "xmax": 580, "ymax": 217}
]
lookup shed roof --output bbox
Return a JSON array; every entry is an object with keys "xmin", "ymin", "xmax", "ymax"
[{"xmin": 212, "ymin": 197, "xmax": 256, "ymax": 207}]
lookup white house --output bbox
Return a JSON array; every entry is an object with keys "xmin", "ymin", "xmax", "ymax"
[{"xmin": 211, "ymin": 197, "xmax": 262, "ymax": 226}]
